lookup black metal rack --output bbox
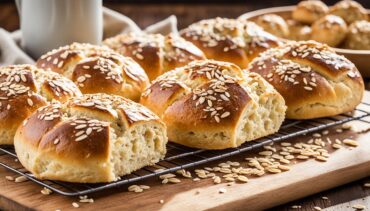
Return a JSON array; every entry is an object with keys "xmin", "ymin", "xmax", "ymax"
[{"xmin": 1, "ymin": 102, "xmax": 370, "ymax": 197}]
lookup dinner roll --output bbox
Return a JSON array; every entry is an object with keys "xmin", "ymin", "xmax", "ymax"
[
  {"xmin": 14, "ymin": 93, "xmax": 167, "ymax": 183},
  {"xmin": 36, "ymin": 43, "xmax": 149, "ymax": 101},
  {"xmin": 103, "ymin": 33, "xmax": 206, "ymax": 81},
  {"xmin": 286, "ymin": 19, "xmax": 312, "ymax": 41},
  {"xmin": 180, "ymin": 18, "xmax": 280, "ymax": 69},
  {"xmin": 248, "ymin": 40, "xmax": 364, "ymax": 119},
  {"xmin": 0, "ymin": 65, "xmax": 81, "ymax": 145},
  {"xmin": 345, "ymin": 20, "xmax": 370, "ymax": 50},
  {"xmin": 140, "ymin": 60, "xmax": 286, "ymax": 150},
  {"xmin": 329, "ymin": 0, "xmax": 368, "ymax": 24},
  {"xmin": 311, "ymin": 15, "xmax": 348, "ymax": 47},
  {"xmin": 292, "ymin": 0, "xmax": 329, "ymax": 24},
  {"xmin": 254, "ymin": 14, "xmax": 290, "ymax": 38}
]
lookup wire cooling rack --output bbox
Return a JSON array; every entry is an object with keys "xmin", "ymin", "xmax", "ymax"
[{"xmin": 1, "ymin": 102, "xmax": 370, "ymax": 196}]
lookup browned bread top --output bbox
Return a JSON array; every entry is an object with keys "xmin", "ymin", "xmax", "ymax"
[
  {"xmin": 103, "ymin": 33, "xmax": 206, "ymax": 81},
  {"xmin": 180, "ymin": 18, "xmax": 280, "ymax": 68},
  {"xmin": 247, "ymin": 40, "xmax": 364, "ymax": 119},
  {"xmin": 36, "ymin": 43, "xmax": 149, "ymax": 101}
]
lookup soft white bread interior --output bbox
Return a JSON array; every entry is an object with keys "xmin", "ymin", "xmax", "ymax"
[
  {"xmin": 141, "ymin": 60, "xmax": 286, "ymax": 149},
  {"xmin": 14, "ymin": 93, "xmax": 167, "ymax": 183}
]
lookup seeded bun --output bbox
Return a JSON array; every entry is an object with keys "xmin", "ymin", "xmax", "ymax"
[
  {"xmin": 292, "ymin": 0, "xmax": 329, "ymax": 24},
  {"xmin": 248, "ymin": 40, "xmax": 364, "ymax": 119},
  {"xmin": 0, "ymin": 65, "xmax": 81, "ymax": 145},
  {"xmin": 140, "ymin": 60, "xmax": 286, "ymax": 150},
  {"xmin": 180, "ymin": 18, "xmax": 280, "ymax": 69},
  {"xmin": 286, "ymin": 19, "xmax": 312, "ymax": 41},
  {"xmin": 345, "ymin": 20, "xmax": 370, "ymax": 50},
  {"xmin": 329, "ymin": 0, "xmax": 368, "ymax": 24},
  {"xmin": 311, "ymin": 15, "xmax": 348, "ymax": 47},
  {"xmin": 36, "ymin": 43, "xmax": 149, "ymax": 101},
  {"xmin": 254, "ymin": 14, "xmax": 290, "ymax": 38},
  {"xmin": 103, "ymin": 33, "xmax": 206, "ymax": 81},
  {"xmin": 14, "ymin": 93, "xmax": 167, "ymax": 183}
]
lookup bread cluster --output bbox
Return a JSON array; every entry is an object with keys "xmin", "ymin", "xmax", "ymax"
[
  {"xmin": 251, "ymin": 0, "xmax": 369, "ymax": 49},
  {"xmin": 180, "ymin": 18, "xmax": 281, "ymax": 68},
  {"xmin": 0, "ymin": 65, "xmax": 81, "ymax": 145},
  {"xmin": 14, "ymin": 93, "xmax": 168, "ymax": 183},
  {"xmin": 141, "ymin": 60, "xmax": 286, "ymax": 149},
  {"xmin": 248, "ymin": 40, "xmax": 364, "ymax": 119},
  {"xmin": 103, "ymin": 33, "xmax": 206, "ymax": 81},
  {"xmin": 36, "ymin": 43, "xmax": 149, "ymax": 101}
]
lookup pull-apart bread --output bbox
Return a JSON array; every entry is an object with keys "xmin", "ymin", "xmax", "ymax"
[
  {"xmin": 14, "ymin": 93, "xmax": 168, "ymax": 183},
  {"xmin": 180, "ymin": 18, "xmax": 281, "ymax": 69},
  {"xmin": 248, "ymin": 40, "xmax": 364, "ymax": 119},
  {"xmin": 104, "ymin": 33, "xmax": 206, "ymax": 81},
  {"xmin": 36, "ymin": 43, "xmax": 149, "ymax": 101},
  {"xmin": 0, "ymin": 65, "xmax": 81, "ymax": 145},
  {"xmin": 141, "ymin": 60, "xmax": 286, "ymax": 150}
]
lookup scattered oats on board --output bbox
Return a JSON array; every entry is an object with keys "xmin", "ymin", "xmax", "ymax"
[
  {"xmin": 322, "ymin": 196, "xmax": 329, "ymax": 200},
  {"xmin": 159, "ymin": 200, "xmax": 164, "ymax": 204},
  {"xmin": 15, "ymin": 176, "xmax": 27, "ymax": 183},
  {"xmin": 5, "ymin": 176, "xmax": 14, "ymax": 181},
  {"xmin": 314, "ymin": 206, "xmax": 322, "ymax": 211},
  {"xmin": 72, "ymin": 202, "xmax": 79, "ymax": 208},
  {"xmin": 41, "ymin": 187, "xmax": 52, "ymax": 195}
]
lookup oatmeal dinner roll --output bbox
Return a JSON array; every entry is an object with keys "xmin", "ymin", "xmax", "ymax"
[
  {"xmin": 311, "ymin": 15, "xmax": 348, "ymax": 47},
  {"xmin": 345, "ymin": 20, "xmax": 370, "ymax": 50},
  {"xmin": 180, "ymin": 18, "xmax": 280, "ymax": 69},
  {"xmin": 0, "ymin": 65, "xmax": 81, "ymax": 145},
  {"xmin": 292, "ymin": 0, "xmax": 329, "ymax": 24},
  {"xmin": 36, "ymin": 43, "xmax": 149, "ymax": 101},
  {"xmin": 286, "ymin": 19, "xmax": 312, "ymax": 41},
  {"xmin": 329, "ymin": 0, "xmax": 368, "ymax": 24},
  {"xmin": 140, "ymin": 60, "xmax": 286, "ymax": 150},
  {"xmin": 248, "ymin": 40, "xmax": 364, "ymax": 119},
  {"xmin": 254, "ymin": 14, "xmax": 290, "ymax": 38},
  {"xmin": 14, "ymin": 93, "xmax": 167, "ymax": 183},
  {"xmin": 103, "ymin": 33, "xmax": 206, "ymax": 81}
]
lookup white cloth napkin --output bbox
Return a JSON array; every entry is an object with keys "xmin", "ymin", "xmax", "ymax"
[{"xmin": 0, "ymin": 7, "xmax": 178, "ymax": 65}]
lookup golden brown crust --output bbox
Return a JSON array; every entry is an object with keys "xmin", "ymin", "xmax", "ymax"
[
  {"xmin": 311, "ymin": 15, "xmax": 348, "ymax": 47},
  {"xmin": 141, "ymin": 60, "xmax": 286, "ymax": 149},
  {"xmin": 15, "ymin": 93, "xmax": 167, "ymax": 182},
  {"xmin": 292, "ymin": 0, "xmax": 329, "ymax": 24},
  {"xmin": 345, "ymin": 20, "xmax": 370, "ymax": 50},
  {"xmin": 329, "ymin": 0, "xmax": 368, "ymax": 24},
  {"xmin": 180, "ymin": 18, "xmax": 281, "ymax": 69},
  {"xmin": 36, "ymin": 43, "xmax": 149, "ymax": 101},
  {"xmin": 254, "ymin": 14, "xmax": 290, "ymax": 38},
  {"xmin": 103, "ymin": 33, "xmax": 206, "ymax": 81},
  {"xmin": 0, "ymin": 65, "xmax": 81, "ymax": 145},
  {"xmin": 247, "ymin": 40, "xmax": 364, "ymax": 119}
]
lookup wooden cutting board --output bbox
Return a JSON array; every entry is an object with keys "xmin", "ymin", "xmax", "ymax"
[{"xmin": 1, "ymin": 93, "xmax": 370, "ymax": 211}]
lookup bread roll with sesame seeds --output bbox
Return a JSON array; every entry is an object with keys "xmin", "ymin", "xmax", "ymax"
[
  {"xmin": 254, "ymin": 14, "xmax": 290, "ymax": 38},
  {"xmin": 292, "ymin": 0, "xmax": 329, "ymax": 24},
  {"xmin": 329, "ymin": 0, "xmax": 368, "ymax": 24},
  {"xmin": 180, "ymin": 18, "xmax": 281, "ymax": 69},
  {"xmin": 103, "ymin": 33, "xmax": 206, "ymax": 81},
  {"xmin": 140, "ymin": 60, "xmax": 286, "ymax": 150},
  {"xmin": 311, "ymin": 15, "xmax": 348, "ymax": 47},
  {"xmin": 36, "ymin": 43, "xmax": 149, "ymax": 101},
  {"xmin": 0, "ymin": 65, "xmax": 81, "ymax": 145},
  {"xmin": 247, "ymin": 40, "xmax": 364, "ymax": 119},
  {"xmin": 345, "ymin": 20, "xmax": 370, "ymax": 50},
  {"xmin": 14, "ymin": 93, "xmax": 167, "ymax": 183}
]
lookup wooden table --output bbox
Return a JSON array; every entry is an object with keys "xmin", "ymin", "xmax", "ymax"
[{"xmin": 0, "ymin": 2, "xmax": 369, "ymax": 210}]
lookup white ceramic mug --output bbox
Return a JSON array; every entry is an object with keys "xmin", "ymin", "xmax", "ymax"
[{"xmin": 15, "ymin": 0, "xmax": 103, "ymax": 59}]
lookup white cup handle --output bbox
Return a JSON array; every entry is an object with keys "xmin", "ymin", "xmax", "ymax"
[{"xmin": 15, "ymin": 0, "xmax": 22, "ymax": 20}]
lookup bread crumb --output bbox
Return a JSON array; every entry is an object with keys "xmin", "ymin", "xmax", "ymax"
[
  {"xmin": 41, "ymin": 187, "xmax": 52, "ymax": 195},
  {"xmin": 159, "ymin": 199, "xmax": 164, "ymax": 204},
  {"xmin": 5, "ymin": 176, "xmax": 14, "ymax": 181}
]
